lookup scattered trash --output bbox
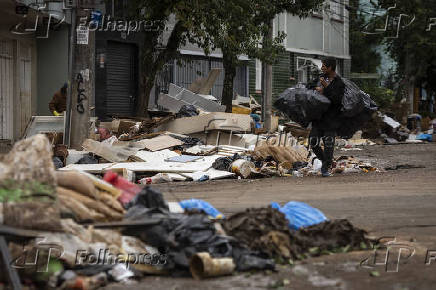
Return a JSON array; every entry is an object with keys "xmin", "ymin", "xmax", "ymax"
[
  {"xmin": 231, "ymin": 159, "xmax": 255, "ymax": 179},
  {"xmin": 177, "ymin": 104, "xmax": 199, "ymax": 118},
  {"xmin": 416, "ymin": 133, "xmax": 432, "ymax": 142},
  {"xmin": 190, "ymin": 252, "xmax": 235, "ymax": 280},
  {"xmin": 103, "ymin": 171, "xmax": 141, "ymax": 207}
]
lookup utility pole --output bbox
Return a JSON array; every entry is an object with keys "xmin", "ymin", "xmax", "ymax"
[
  {"xmin": 262, "ymin": 19, "xmax": 273, "ymax": 132},
  {"xmin": 64, "ymin": 5, "xmax": 75, "ymax": 146},
  {"xmin": 69, "ymin": 6, "xmax": 94, "ymax": 149}
]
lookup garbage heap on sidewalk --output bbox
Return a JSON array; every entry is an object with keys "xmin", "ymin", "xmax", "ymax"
[{"xmin": 0, "ymin": 135, "xmax": 374, "ymax": 289}]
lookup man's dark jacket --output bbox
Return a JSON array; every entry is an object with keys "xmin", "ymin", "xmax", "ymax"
[{"xmin": 315, "ymin": 75, "xmax": 345, "ymax": 131}]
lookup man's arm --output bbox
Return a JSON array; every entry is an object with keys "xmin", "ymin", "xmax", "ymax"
[{"xmin": 323, "ymin": 78, "xmax": 344, "ymax": 105}]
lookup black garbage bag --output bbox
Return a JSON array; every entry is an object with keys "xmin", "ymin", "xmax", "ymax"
[
  {"xmin": 341, "ymin": 78, "xmax": 377, "ymax": 118},
  {"xmin": 176, "ymin": 105, "xmax": 199, "ymax": 118},
  {"xmin": 126, "ymin": 186, "xmax": 168, "ymax": 210},
  {"xmin": 212, "ymin": 154, "xmax": 247, "ymax": 171},
  {"xmin": 337, "ymin": 83, "xmax": 378, "ymax": 138},
  {"xmin": 274, "ymin": 88, "xmax": 331, "ymax": 127},
  {"xmin": 76, "ymin": 154, "xmax": 99, "ymax": 164},
  {"xmin": 122, "ymin": 187, "xmax": 275, "ymax": 273}
]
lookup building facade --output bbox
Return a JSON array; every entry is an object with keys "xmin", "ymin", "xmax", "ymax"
[
  {"xmin": 249, "ymin": 0, "xmax": 351, "ymax": 100},
  {"xmin": 0, "ymin": 0, "xmax": 68, "ymax": 142}
]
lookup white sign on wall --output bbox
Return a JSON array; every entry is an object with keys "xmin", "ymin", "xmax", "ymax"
[{"xmin": 76, "ymin": 26, "xmax": 89, "ymax": 45}]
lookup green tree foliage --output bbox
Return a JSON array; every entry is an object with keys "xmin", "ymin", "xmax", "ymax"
[
  {"xmin": 128, "ymin": 0, "xmax": 322, "ymax": 114},
  {"xmin": 349, "ymin": 0, "xmax": 383, "ymax": 73},
  {"xmin": 376, "ymin": 0, "xmax": 436, "ymax": 94},
  {"xmin": 188, "ymin": 0, "xmax": 323, "ymax": 112}
]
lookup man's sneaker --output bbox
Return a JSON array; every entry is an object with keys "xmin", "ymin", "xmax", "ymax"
[{"xmin": 321, "ymin": 168, "xmax": 331, "ymax": 177}]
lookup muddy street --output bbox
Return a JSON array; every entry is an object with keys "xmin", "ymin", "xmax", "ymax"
[{"xmin": 106, "ymin": 143, "xmax": 436, "ymax": 289}]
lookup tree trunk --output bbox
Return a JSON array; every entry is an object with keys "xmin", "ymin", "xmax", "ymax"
[
  {"xmin": 136, "ymin": 21, "xmax": 186, "ymax": 117},
  {"xmin": 222, "ymin": 53, "xmax": 237, "ymax": 113}
]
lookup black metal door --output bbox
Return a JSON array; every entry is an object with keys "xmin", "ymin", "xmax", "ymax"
[{"xmin": 106, "ymin": 41, "xmax": 137, "ymax": 117}]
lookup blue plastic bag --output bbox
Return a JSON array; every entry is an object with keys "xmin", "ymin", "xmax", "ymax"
[
  {"xmin": 179, "ymin": 199, "xmax": 224, "ymax": 218},
  {"xmin": 416, "ymin": 133, "xmax": 432, "ymax": 142},
  {"xmin": 271, "ymin": 201, "xmax": 327, "ymax": 230}
]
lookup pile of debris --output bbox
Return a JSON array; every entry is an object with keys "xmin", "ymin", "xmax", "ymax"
[
  {"xmin": 362, "ymin": 112, "xmax": 435, "ymax": 144},
  {"xmin": 0, "ymin": 135, "xmax": 374, "ymax": 289}
]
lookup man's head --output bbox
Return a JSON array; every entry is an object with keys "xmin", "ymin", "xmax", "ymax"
[
  {"xmin": 321, "ymin": 57, "xmax": 337, "ymax": 74},
  {"xmin": 60, "ymin": 83, "xmax": 68, "ymax": 95}
]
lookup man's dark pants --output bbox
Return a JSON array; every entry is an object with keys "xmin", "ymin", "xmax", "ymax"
[{"xmin": 309, "ymin": 125, "xmax": 336, "ymax": 171}]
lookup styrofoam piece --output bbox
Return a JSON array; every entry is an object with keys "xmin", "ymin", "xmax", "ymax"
[
  {"xmin": 60, "ymin": 163, "xmax": 115, "ymax": 173},
  {"xmin": 158, "ymin": 93, "xmax": 190, "ymax": 112},
  {"xmin": 135, "ymin": 149, "xmax": 179, "ymax": 162},
  {"xmin": 184, "ymin": 145, "xmax": 217, "ymax": 155},
  {"xmin": 168, "ymin": 83, "xmax": 185, "ymax": 97},
  {"xmin": 182, "ymin": 168, "xmax": 235, "ymax": 181},
  {"xmin": 157, "ymin": 112, "xmax": 252, "ymax": 135},
  {"xmin": 383, "ymin": 115, "xmax": 401, "ymax": 129},
  {"xmin": 110, "ymin": 155, "xmax": 221, "ymax": 173},
  {"xmin": 168, "ymin": 202, "xmax": 185, "ymax": 213}
]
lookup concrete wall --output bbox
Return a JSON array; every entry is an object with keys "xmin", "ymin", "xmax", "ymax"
[{"xmin": 36, "ymin": 26, "xmax": 69, "ymax": 116}]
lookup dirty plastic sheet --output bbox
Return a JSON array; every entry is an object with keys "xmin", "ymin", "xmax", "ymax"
[{"xmin": 122, "ymin": 188, "xmax": 275, "ymax": 272}]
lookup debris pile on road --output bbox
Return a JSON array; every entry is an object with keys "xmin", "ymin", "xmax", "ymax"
[
  {"xmin": 0, "ymin": 134, "xmax": 376, "ymax": 288},
  {"xmin": 222, "ymin": 207, "xmax": 371, "ymax": 262}
]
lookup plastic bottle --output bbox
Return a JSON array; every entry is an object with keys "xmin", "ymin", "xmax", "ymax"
[
  {"xmin": 179, "ymin": 199, "xmax": 224, "ymax": 218},
  {"xmin": 103, "ymin": 171, "xmax": 141, "ymax": 206}
]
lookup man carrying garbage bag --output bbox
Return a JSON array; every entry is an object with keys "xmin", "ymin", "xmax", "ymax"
[{"xmin": 310, "ymin": 57, "xmax": 345, "ymax": 177}]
